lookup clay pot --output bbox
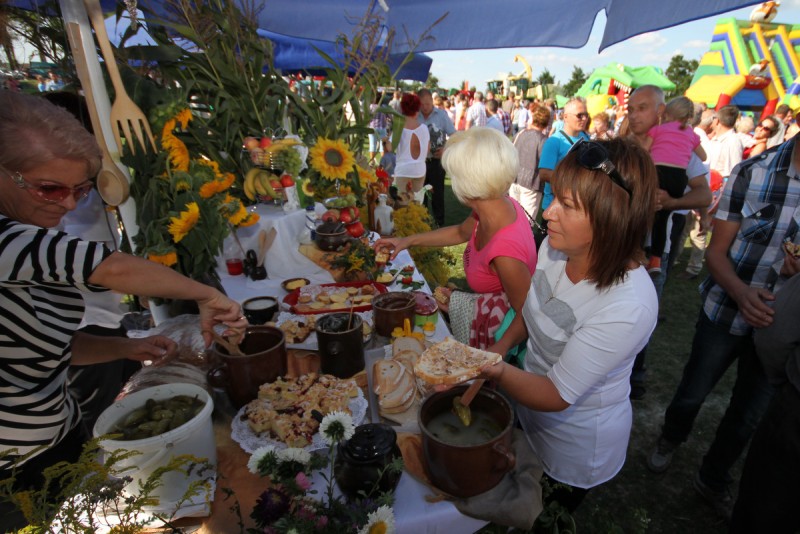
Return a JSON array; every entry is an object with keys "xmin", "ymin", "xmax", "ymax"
[
  {"xmin": 372, "ymin": 291, "xmax": 416, "ymax": 337},
  {"xmin": 419, "ymin": 384, "xmax": 516, "ymax": 498},
  {"xmin": 208, "ymin": 326, "xmax": 287, "ymax": 408},
  {"xmin": 242, "ymin": 296, "xmax": 279, "ymax": 324},
  {"xmin": 334, "ymin": 423, "xmax": 401, "ymax": 500},
  {"xmin": 315, "ymin": 225, "xmax": 351, "ymax": 251},
  {"xmin": 315, "ymin": 313, "xmax": 365, "ymax": 379}
]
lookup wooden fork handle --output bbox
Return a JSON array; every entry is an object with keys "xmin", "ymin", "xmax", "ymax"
[
  {"xmin": 83, "ymin": 0, "xmax": 127, "ymax": 97},
  {"xmin": 460, "ymin": 379, "xmax": 485, "ymax": 407}
]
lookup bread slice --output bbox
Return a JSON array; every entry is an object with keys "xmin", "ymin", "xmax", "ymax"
[
  {"xmin": 392, "ymin": 336, "xmax": 425, "ymax": 358},
  {"xmin": 372, "ymin": 360, "xmax": 405, "ymax": 395},
  {"xmin": 393, "ymin": 349, "xmax": 420, "ymax": 373},
  {"xmin": 378, "ymin": 368, "xmax": 415, "ymax": 411},
  {"xmin": 414, "ymin": 337, "xmax": 502, "ymax": 385}
]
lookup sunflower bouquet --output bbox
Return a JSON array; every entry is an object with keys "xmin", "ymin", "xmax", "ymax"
[
  {"xmin": 127, "ymin": 107, "xmax": 259, "ymax": 281},
  {"xmin": 245, "ymin": 412, "xmax": 398, "ymax": 534}
]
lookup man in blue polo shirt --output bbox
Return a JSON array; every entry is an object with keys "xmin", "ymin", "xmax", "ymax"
[
  {"xmin": 538, "ymin": 98, "xmax": 590, "ymax": 212},
  {"xmin": 418, "ymin": 88, "xmax": 455, "ymax": 226}
]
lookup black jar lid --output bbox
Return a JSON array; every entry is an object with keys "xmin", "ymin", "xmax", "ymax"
[{"xmin": 341, "ymin": 423, "xmax": 397, "ymax": 462}]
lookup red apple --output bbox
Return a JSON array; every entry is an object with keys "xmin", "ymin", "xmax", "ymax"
[
  {"xmin": 270, "ymin": 179, "xmax": 282, "ymax": 190},
  {"xmin": 244, "ymin": 137, "xmax": 259, "ymax": 150},
  {"xmin": 339, "ymin": 210, "xmax": 353, "ymax": 224},
  {"xmin": 346, "ymin": 221, "xmax": 365, "ymax": 238},
  {"xmin": 259, "ymin": 137, "xmax": 273, "ymax": 149},
  {"xmin": 280, "ymin": 174, "xmax": 295, "ymax": 188},
  {"xmin": 322, "ymin": 209, "xmax": 340, "ymax": 222}
]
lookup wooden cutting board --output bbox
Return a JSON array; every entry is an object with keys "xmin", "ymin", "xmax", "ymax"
[{"xmin": 298, "ymin": 243, "xmax": 347, "ymax": 281}]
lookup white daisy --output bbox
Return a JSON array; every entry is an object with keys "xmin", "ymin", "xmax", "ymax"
[
  {"xmin": 319, "ymin": 411, "xmax": 355, "ymax": 446},
  {"xmin": 277, "ymin": 447, "xmax": 311, "ymax": 465},
  {"xmin": 247, "ymin": 444, "xmax": 276, "ymax": 474},
  {"xmin": 358, "ymin": 505, "xmax": 395, "ymax": 534}
]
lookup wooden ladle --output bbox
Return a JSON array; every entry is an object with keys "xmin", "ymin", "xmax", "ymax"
[
  {"xmin": 453, "ymin": 379, "xmax": 485, "ymax": 427},
  {"xmin": 206, "ymin": 329, "xmax": 245, "ymax": 357}
]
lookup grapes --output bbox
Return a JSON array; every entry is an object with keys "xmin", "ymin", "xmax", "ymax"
[{"xmin": 273, "ymin": 147, "xmax": 303, "ymax": 177}]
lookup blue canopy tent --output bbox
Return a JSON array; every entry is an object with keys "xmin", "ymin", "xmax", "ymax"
[
  {"xmin": 11, "ymin": 0, "xmax": 766, "ymax": 54},
  {"xmin": 258, "ymin": 29, "xmax": 431, "ymax": 82}
]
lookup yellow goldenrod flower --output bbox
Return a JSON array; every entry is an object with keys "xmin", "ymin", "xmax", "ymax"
[
  {"xmin": 309, "ymin": 137, "xmax": 356, "ymax": 181},
  {"xmin": 147, "ymin": 251, "xmax": 178, "ymax": 267},
  {"xmin": 168, "ymin": 202, "xmax": 200, "ymax": 243}
]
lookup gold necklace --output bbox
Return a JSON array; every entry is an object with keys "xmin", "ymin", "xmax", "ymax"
[{"xmin": 545, "ymin": 263, "xmax": 567, "ymax": 304}]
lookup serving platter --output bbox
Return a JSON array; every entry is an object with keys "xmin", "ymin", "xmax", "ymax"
[
  {"xmin": 231, "ymin": 389, "xmax": 367, "ymax": 453},
  {"xmin": 283, "ymin": 281, "xmax": 388, "ymax": 315}
]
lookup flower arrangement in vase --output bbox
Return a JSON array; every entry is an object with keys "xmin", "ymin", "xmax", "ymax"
[{"xmin": 126, "ymin": 105, "xmax": 259, "ymax": 283}]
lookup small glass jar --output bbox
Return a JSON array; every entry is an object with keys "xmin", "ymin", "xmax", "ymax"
[{"xmin": 334, "ymin": 423, "xmax": 401, "ymax": 500}]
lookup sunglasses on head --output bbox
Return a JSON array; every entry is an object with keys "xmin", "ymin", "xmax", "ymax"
[
  {"xmin": 757, "ymin": 122, "xmax": 774, "ymax": 132},
  {"xmin": 7, "ymin": 170, "xmax": 94, "ymax": 203},
  {"xmin": 569, "ymin": 138, "xmax": 633, "ymax": 202}
]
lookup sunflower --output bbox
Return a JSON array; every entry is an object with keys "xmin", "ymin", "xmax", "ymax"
[
  {"xmin": 168, "ymin": 202, "xmax": 200, "ymax": 243},
  {"xmin": 309, "ymin": 137, "xmax": 356, "ymax": 181},
  {"xmin": 198, "ymin": 181, "xmax": 218, "ymax": 199},
  {"xmin": 227, "ymin": 201, "xmax": 249, "ymax": 226},
  {"xmin": 357, "ymin": 165, "xmax": 377, "ymax": 188},
  {"xmin": 238, "ymin": 212, "xmax": 260, "ymax": 227},
  {"xmin": 147, "ymin": 251, "xmax": 178, "ymax": 267},
  {"xmin": 358, "ymin": 505, "xmax": 395, "ymax": 534}
]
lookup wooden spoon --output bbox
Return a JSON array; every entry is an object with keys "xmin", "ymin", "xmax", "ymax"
[{"xmin": 206, "ymin": 329, "xmax": 245, "ymax": 357}]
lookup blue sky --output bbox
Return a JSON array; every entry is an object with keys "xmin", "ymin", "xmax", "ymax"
[{"xmin": 427, "ymin": 0, "xmax": 800, "ymax": 91}]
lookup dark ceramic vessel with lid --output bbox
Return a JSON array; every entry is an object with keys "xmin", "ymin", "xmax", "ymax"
[{"xmin": 334, "ymin": 423, "xmax": 401, "ymax": 500}]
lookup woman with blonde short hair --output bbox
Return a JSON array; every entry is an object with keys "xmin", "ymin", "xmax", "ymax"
[{"xmin": 375, "ymin": 128, "xmax": 538, "ymax": 348}]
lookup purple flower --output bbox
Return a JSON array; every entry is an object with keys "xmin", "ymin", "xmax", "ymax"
[{"xmin": 251, "ymin": 487, "xmax": 290, "ymax": 527}]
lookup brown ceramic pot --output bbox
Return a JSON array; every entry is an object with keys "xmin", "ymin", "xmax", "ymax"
[
  {"xmin": 372, "ymin": 291, "xmax": 416, "ymax": 337},
  {"xmin": 419, "ymin": 384, "xmax": 516, "ymax": 498},
  {"xmin": 208, "ymin": 326, "xmax": 287, "ymax": 408}
]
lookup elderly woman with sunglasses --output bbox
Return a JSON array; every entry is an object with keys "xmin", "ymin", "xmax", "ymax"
[
  {"xmin": 0, "ymin": 92, "xmax": 246, "ymax": 519},
  {"xmin": 483, "ymin": 138, "xmax": 659, "ymax": 511}
]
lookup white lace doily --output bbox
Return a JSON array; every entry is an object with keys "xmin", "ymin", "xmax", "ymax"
[{"xmin": 230, "ymin": 389, "xmax": 367, "ymax": 454}]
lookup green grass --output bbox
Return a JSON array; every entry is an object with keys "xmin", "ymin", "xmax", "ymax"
[{"xmin": 439, "ymin": 179, "xmax": 739, "ymax": 532}]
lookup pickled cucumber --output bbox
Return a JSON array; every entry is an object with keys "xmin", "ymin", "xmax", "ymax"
[{"xmin": 113, "ymin": 395, "xmax": 205, "ymax": 441}]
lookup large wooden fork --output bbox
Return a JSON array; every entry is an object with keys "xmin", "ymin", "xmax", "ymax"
[{"xmin": 83, "ymin": 0, "xmax": 157, "ymax": 155}]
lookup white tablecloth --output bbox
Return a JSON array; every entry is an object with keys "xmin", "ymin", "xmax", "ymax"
[{"xmin": 216, "ymin": 205, "xmax": 484, "ymax": 533}]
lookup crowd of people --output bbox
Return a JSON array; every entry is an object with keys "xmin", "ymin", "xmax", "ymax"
[
  {"xmin": 373, "ymin": 85, "xmax": 799, "ymax": 528},
  {"xmin": 2, "ymin": 74, "xmax": 800, "ymax": 530}
]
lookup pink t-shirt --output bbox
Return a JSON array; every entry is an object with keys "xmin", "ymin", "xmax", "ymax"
[
  {"xmin": 463, "ymin": 198, "xmax": 538, "ymax": 293},
  {"xmin": 647, "ymin": 121, "xmax": 701, "ymax": 168}
]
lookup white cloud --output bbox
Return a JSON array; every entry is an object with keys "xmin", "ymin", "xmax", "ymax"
[
  {"xmin": 683, "ymin": 39, "xmax": 709, "ymax": 49},
  {"xmin": 630, "ymin": 32, "xmax": 667, "ymax": 48}
]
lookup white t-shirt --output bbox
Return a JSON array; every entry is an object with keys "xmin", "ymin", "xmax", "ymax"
[{"xmin": 517, "ymin": 241, "xmax": 658, "ymax": 489}]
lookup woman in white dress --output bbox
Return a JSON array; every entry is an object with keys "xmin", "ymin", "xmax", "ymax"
[{"xmin": 393, "ymin": 93, "xmax": 430, "ymax": 201}]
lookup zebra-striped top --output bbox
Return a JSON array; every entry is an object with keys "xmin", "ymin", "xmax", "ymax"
[{"xmin": 0, "ymin": 215, "xmax": 111, "ymax": 471}]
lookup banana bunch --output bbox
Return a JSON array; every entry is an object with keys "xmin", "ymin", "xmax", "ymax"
[{"xmin": 243, "ymin": 168, "xmax": 279, "ymax": 201}]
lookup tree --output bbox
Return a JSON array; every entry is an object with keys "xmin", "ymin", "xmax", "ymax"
[
  {"xmin": 665, "ymin": 54, "xmax": 699, "ymax": 98},
  {"xmin": 426, "ymin": 72, "xmax": 439, "ymax": 88},
  {"xmin": 561, "ymin": 66, "xmax": 588, "ymax": 98},
  {"xmin": 537, "ymin": 68, "xmax": 556, "ymax": 86}
]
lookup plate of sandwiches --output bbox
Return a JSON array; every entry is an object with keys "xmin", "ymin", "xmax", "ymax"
[{"xmin": 232, "ymin": 372, "xmax": 367, "ymax": 453}]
